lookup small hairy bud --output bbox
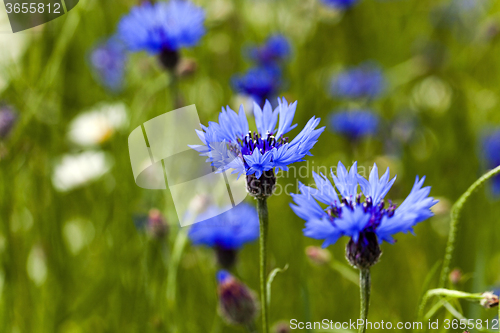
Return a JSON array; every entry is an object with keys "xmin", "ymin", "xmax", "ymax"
[
  {"xmin": 480, "ymin": 292, "xmax": 499, "ymax": 309},
  {"xmin": 246, "ymin": 170, "xmax": 276, "ymax": 198},
  {"xmin": 346, "ymin": 232, "xmax": 382, "ymax": 269},
  {"xmin": 217, "ymin": 270, "xmax": 258, "ymax": 325}
]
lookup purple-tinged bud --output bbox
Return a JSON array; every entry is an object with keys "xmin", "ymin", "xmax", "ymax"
[
  {"xmin": 449, "ymin": 268, "xmax": 462, "ymax": 285},
  {"xmin": 147, "ymin": 209, "xmax": 168, "ymax": 239},
  {"xmin": 346, "ymin": 232, "xmax": 382, "ymax": 269},
  {"xmin": 305, "ymin": 246, "xmax": 331, "ymax": 265},
  {"xmin": 246, "ymin": 170, "xmax": 276, "ymax": 198},
  {"xmin": 480, "ymin": 292, "xmax": 499, "ymax": 309},
  {"xmin": 217, "ymin": 270, "xmax": 258, "ymax": 325},
  {"xmin": 0, "ymin": 105, "xmax": 17, "ymax": 139}
]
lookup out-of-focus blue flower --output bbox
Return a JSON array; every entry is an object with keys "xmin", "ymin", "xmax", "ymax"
[
  {"xmin": 330, "ymin": 63, "xmax": 386, "ymax": 100},
  {"xmin": 329, "ymin": 109, "xmax": 379, "ymax": 140},
  {"xmin": 188, "ymin": 203, "xmax": 259, "ymax": 250},
  {"xmin": 0, "ymin": 105, "xmax": 17, "ymax": 139},
  {"xmin": 321, "ymin": 0, "xmax": 359, "ymax": 10},
  {"xmin": 89, "ymin": 37, "xmax": 127, "ymax": 91},
  {"xmin": 117, "ymin": 0, "xmax": 205, "ymax": 54},
  {"xmin": 290, "ymin": 162, "xmax": 437, "ymax": 249},
  {"xmin": 482, "ymin": 130, "xmax": 500, "ymax": 196},
  {"xmin": 385, "ymin": 114, "xmax": 418, "ymax": 155},
  {"xmin": 231, "ymin": 66, "xmax": 282, "ymax": 106},
  {"xmin": 247, "ymin": 34, "xmax": 291, "ymax": 65},
  {"xmin": 190, "ymin": 97, "xmax": 325, "ymax": 179}
]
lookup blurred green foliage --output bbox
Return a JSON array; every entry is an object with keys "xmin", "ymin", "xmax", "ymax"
[{"xmin": 0, "ymin": 0, "xmax": 500, "ymax": 332}]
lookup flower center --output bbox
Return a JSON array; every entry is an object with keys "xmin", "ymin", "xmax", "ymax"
[
  {"xmin": 327, "ymin": 194, "xmax": 397, "ymax": 231},
  {"xmin": 237, "ymin": 131, "xmax": 289, "ymax": 156}
]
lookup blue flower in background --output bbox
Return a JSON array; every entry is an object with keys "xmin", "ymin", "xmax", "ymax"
[
  {"xmin": 247, "ymin": 34, "xmax": 291, "ymax": 65},
  {"xmin": 321, "ymin": 0, "xmax": 359, "ymax": 10},
  {"xmin": 89, "ymin": 37, "xmax": 127, "ymax": 91},
  {"xmin": 231, "ymin": 66, "xmax": 282, "ymax": 106},
  {"xmin": 329, "ymin": 109, "xmax": 379, "ymax": 140},
  {"xmin": 330, "ymin": 63, "xmax": 386, "ymax": 100},
  {"xmin": 188, "ymin": 203, "xmax": 259, "ymax": 250},
  {"xmin": 290, "ymin": 162, "xmax": 437, "ymax": 267},
  {"xmin": 117, "ymin": 0, "xmax": 205, "ymax": 54},
  {"xmin": 191, "ymin": 97, "xmax": 325, "ymax": 180},
  {"xmin": 482, "ymin": 130, "xmax": 500, "ymax": 196},
  {"xmin": 0, "ymin": 105, "xmax": 17, "ymax": 139}
]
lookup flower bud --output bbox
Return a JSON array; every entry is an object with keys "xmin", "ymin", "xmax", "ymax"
[
  {"xmin": 480, "ymin": 292, "xmax": 499, "ymax": 309},
  {"xmin": 449, "ymin": 268, "xmax": 462, "ymax": 285},
  {"xmin": 305, "ymin": 246, "xmax": 331, "ymax": 265},
  {"xmin": 346, "ymin": 232, "xmax": 382, "ymax": 269},
  {"xmin": 217, "ymin": 270, "xmax": 258, "ymax": 325},
  {"xmin": 246, "ymin": 170, "xmax": 276, "ymax": 198},
  {"xmin": 147, "ymin": 209, "xmax": 168, "ymax": 239}
]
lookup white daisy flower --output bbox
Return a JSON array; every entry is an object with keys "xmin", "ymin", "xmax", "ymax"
[
  {"xmin": 68, "ymin": 103, "xmax": 128, "ymax": 146},
  {"xmin": 52, "ymin": 151, "xmax": 113, "ymax": 192}
]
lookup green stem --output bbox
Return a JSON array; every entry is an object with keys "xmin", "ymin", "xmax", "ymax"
[
  {"xmin": 359, "ymin": 268, "xmax": 371, "ymax": 333},
  {"xmin": 439, "ymin": 165, "xmax": 500, "ymax": 288},
  {"xmin": 257, "ymin": 197, "xmax": 269, "ymax": 333},
  {"xmin": 418, "ymin": 288, "xmax": 486, "ymax": 321}
]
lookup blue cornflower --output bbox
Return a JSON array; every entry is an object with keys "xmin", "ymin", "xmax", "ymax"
[
  {"xmin": 330, "ymin": 63, "xmax": 385, "ymax": 100},
  {"xmin": 189, "ymin": 203, "xmax": 259, "ymax": 268},
  {"xmin": 231, "ymin": 66, "xmax": 282, "ymax": 106},
  {"xmin": 329, "ymin": 109, "xmax": 379, "ymax": 140},
  {"xmin": 247, "ymin": 34, "xmax": 291, "ymax": 65},
  {"xmin": 191, "ymin": 97, "xmax": 324, "ymax": 198},
  {"xmin": 188, "ymin": 203, "xmax": 259, "ymax": 250},
  {"xmin": 117, "ymin": 0, "xmax": 205, "ymax": 54},
  {"xmin": 89, "ymin": 37, "xmax": 127, "ymax": 91},
  {"xmin": 321, "ymin": 0, "xmax": 359, "ymax": 10},
  {"xmin": 290, "ymin": 162, "xmax": 437, "ymax": 268},
  {"xmin": 482, "ymin": 130, "xmax": 500, "ymax": 196}
]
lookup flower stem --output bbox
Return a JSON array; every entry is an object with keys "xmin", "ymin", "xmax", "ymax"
[
  {"xmin": 359, "ymin": 268, "xmax": 371, "ymax": 333},
  {"xmin": 418, "ymin": 288, "xmax": 487, "ymax": 322},
  {"xmin": 257, "ymin": 197, "xmax": 269, "ymax": 333},
  {"xmin": 439, "ymin": 165, "xmax": 500, "ymax": 288}
]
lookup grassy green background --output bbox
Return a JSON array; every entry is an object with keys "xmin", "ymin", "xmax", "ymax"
[{"xmin": 1, "ymin": 0, "xmax": 500, "ymax": 331}]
